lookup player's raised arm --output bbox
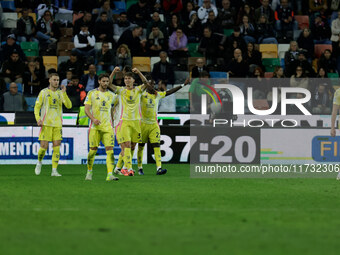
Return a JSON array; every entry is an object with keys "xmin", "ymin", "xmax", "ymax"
[
  {"xmin": 60, "ymin": 85, "xmax": 72, "ymax": 109},
  {"xmin": 165, "ymin": 78, "xmax": 190, "ymax": 96},
  {"xmin": 331, "ymin": 104, "xmax": 339, "ymax": 137},
  {"xmin": 34, "ymin": 90, "xmax": 44, "ymax": 126},
  {"xmin": 132, "ymin": 67, "xmax": 152, "ymax": 91},
  {"xmin": 108, "ymin": 67, "xmax": 121, "ymax": 92}
]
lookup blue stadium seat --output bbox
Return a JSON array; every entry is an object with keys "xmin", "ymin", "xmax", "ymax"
[
  {"xmin": 1, "ymin": 0, "xmax": 16, "ymax": 11},
  {"xmin": 6, "ymin": 83, "xmax": 23, "ymax": 93},
  {"xmin": 113, "ymin": 1, "xmax": 126, "ymax": 14},
  {"xmin": 25, "ymin": 97, "xmax": 37, "ymax": 112},
  {"xmin": 209, "ymin": 72, "xmax": 228, "ymax": 78}
]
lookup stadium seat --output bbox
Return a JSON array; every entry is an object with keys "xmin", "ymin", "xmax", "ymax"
[
  {"xmin": 314, "ymin": 44, "xmax": 333, "ymax": 58},
  {"xmin": 223, "ymin": 29, "xmax": 234, "ymax": 37},
  {"xmin": 294, "ymin": 15, "xmax": 309, "ymax": 29},
  {"xmin": 174, "ymin": 71, "xmax": 190, "ymax": 84},
  {"xmin": 126, "ymin": 0, "xmax": 138, "ymax": 10},
  {"xmin": 328, "ymin": 73, "xmax": 339, "ymax": 86},
  {"xmin": 1, "ymin": 12, "xmax": 17, "ymax": 28},
  {"xmin": 43, "ymin": 56, "xmax": 58, "ymax": 71},
  {"xmin": 113, "ymin": 1, "xmax": 126, "ymax": 14},
  {"xmin": 25, "ymin": 97, "xmax": 37, "ymax": 112},
  {"xmin": 280, "ymin": 58, "xmax": 285, "ymax": 68},
  {"xmin": 6, "ymin": 82, "xmax": 23, "ymax": 93},
  {"xmin": 293, "ymin": 29, "xmax": 302, "ymax": 40},
  {"xmin": 209, "ymin": 71, "xmax": 228, "ymax": 78},
  {"xmin": 264, "ymin": 72, "xmax": 273, "ymax": 78},
  {"xmin": 262, "ymin": 58, "xmax": 280, "ymax": 72},
  {"xmin": 57, "ymin": 42, "xmax": 74, "ymax": 56},
  {"xmin": 20, "ymin": 42, "xmax": 39, "ymax": 57},
  {"xmin": 259, "ymin": 44, "xmax": 278, "ymax": 58},
  {"xmin": 278, "ymin": 44, "xmax": 290, "ymax": 59},
  {"xmin": 58, "ymin": 55, "xmax": 70, "ymax": 66},
  {"xmin": 176, "ymin": 99, "xmax": 190, "ymax": 112},
  {"xmin": 73, "ymin": 13, "xmax": 84, "ymax": 25},
  {"xmin": 18, "ymin": 12, "xmax": 36, "ymax": 24},
  {"xmin": 132, "ymin": 57, "xmax": 151, "ymax": 72},
  {"xmin": 188, "ymin": 57, "xmax": 206, "ymax": 72},
  {"xmin": 1, "ymin": 0, "xmax": 16, "ymax": 11},
  {"xmin": 188, "ymin": 43, "xmax": 203, "ymax": 57},
  {"xmin": 59, "ymin": 28, "xmax": 73, "ymax": 42}
]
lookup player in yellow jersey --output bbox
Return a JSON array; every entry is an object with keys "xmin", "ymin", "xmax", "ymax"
[
  {"xmin": 84, "ymin": 73, "xmax": 119, "ymax": 181},
  {"xmin": 137, "ymin": 77, "xmax": 190, "ymax": 175},
  {"xmin": 108, "ymin": 66, "xmax": 151, "ymax": 176},
  {"xmin": 330, "ymin": 88, "xmax": 340, "ymax": 180},
  {"xmin": 34, "ymin": 73, "xmax": 72, "ymax": 176}
]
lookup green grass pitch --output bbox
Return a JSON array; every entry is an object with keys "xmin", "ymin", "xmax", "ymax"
[{"xmin": 1, "ymin": 164, "xmax": 340, "ymax": 255}]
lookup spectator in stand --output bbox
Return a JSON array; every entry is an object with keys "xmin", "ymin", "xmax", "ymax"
[
  {"xmin": 23, "ymin": 60, "xmax": 45, "ymax": 96},
  {"xmin": 73, "ymin": 24, "xmax": 96, "ymax": 58},
  {"xmin": 312, "ymin": 14, "xmax": 332, "ymax": 44},
  {"xmin": 1, "ymin": 82, "xmax": 27, "ymax": 111},
  {"xmin": 290, "ymin": 66, "xmax": 310, "ymax": 90},
  {"xmin": 0, "ymin": 34, "xmax": 26, "ymax": 63},
  {"xmin": 243, "ymin": 42, "xmax": 262, "ymax": 74},
  {"xmin": 182, "ymin": 1, "xmax": 195, "ymax": 26},
  {"xmin": 73, "ymin": 12, "xmax": 95, "ymax": 36},
  {"xmin": 117, "ymin": 26, "xmax": 146, "ymax": 56},
  {"xmin": 295, "ymin": 50, "xmax": 316, "ymax": 77},
  {"xmin": 198, "ymin": 26, "xmax": 222, "ymax": 66},
  {"xmin": 80, "ymin": 64, "xmax": 99, "ymax": 92},
  {"xmin": 191, "ymin": 58, "xmax": 209, "ymax": 78},
  {"xmin": 94, "ymin": 0, "xmax": 114, "ymax": 22},
  {"xmin": 218, "ymin": 0, "xmax": 236, "ymax": 29},
  {"xmin": 36, "ymin": 0, "xmax": 73, "ymax": 20},
  {"xmin": 94, "ymin": 11, "xmax": 114, "ymax": 43},
  {"xmin": 185, "ymin": 11, "xmax": 203, "ymax": 43},
  {"xmin": 256, "ymin": 14, "xmax": 278, "ymax": 44},
  {"xmin": 66, "ymin": 75, "xmax": 86, "ymax": 109},
  {"xmin": 113, "ymin": 12, "xmax": 135, "ymax": 42},
  {"xmin": 17, "ymin": 8, "xmax": 38, "ymax": 43},
  {"xmin": 203, "ymin": 10, "xmax": 222, "ymax": 34},
  {"xmin": 236, "ymin": 3, "xmax": 255, "ymax": 25},
  {"xmin": 318, "ymin": 49, "xmax": 337, "ymax": 73},
  {"xmin": 226, "ymin": 48, "xmax": 249, "ymax": 78},
  {"xmin": 251, "ymin": 67, "xmax": 267, "ymax": 99},
  {"xmin": 96, "ymin": 41, "xmax": 115, "ymax": 72},
  {"xmin": 147, "ymin": 12, "xmax": 168, "ymax": 39},
  {"xmin": 58, "ymin": 52, "xmax": 84, "ymax": 80},
  {"xmin": 222, "ymin": 27, "xmax": 247, "ymax": 57},
  {"xmin": 297, "ymin": 28, "xmax": 314, "ymax": 60},
  {"xmin": 127, "ymin": 0, "xmax": 151, "ymax": 28},
  {"xmin": 147, "ymin": 25, "xmax": 167, "ymax": 56},
  {"xmin": 152, "ymin": 51, "xmax": 175, "ymax": 85},
  {"xmin": 60, "ymin": 69, "xmax": 73, "ymax": 86},
  {"xmin": 36, "ymin": 10, "xmax": 60, "ymax": 45},
  {"xmin": 274, "ymin": 0, "xmax": 298, "ymax": 39},
  {"xmin": 317, "ymin": 67, "xmax": 328, "ymax": 78},
  {"xmin": 284, "ymin": 41, "xmax": 299, "ymax": 77},
  {"xmin": 331, "ymin": 11, "xmax": 340, "ymax": 55},
  {"xmin": 255, "ymin": 0, "xmax": 275, "ymax": 25},
  {"xmin": 239, "ymin": 15, "xmax": 256, "ymax": 44},
  {"xmin": 115, "ymin": 44, "xmax": 132, "ymax": 70},
  {"xmin": 163, "ymin": 0, "xmax": 183, "ymax": 18},
  {"xmin": 198, "ymin": 0, "xmax": 218, "ymax": 24},
  {"xmin": 14, "ymin": 0, "xmax": 39, "ymax": 13},
  {"xmin": 168, "ymin": 14, "xmax": 182, "ymax": 35},
  {"xmin": 273, "ymin": 66, "xmax": 285, "ymax": 78},
  {"xmin": 309, "ymin": 0, "xmax": 328, "ymax": 18},
  {"xmin": 311, "ymin": 83, "xmax": 332, "ymax": 114},
  {"xmin": 2, "ymin": 51, "xmax": 26, "ymax": 84},
  {"xmin": 169, "ymin": 27, "xmax": 188, "ymax": 59}
]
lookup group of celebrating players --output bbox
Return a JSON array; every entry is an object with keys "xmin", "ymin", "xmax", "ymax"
[{"xmin": 33, "ymin": 66, "xmax": 189, "ymax": 181}]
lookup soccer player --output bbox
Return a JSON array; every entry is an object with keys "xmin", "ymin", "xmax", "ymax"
[
  {"xmin": 108, "ymin": 66, "xmax": 151, "ymax": 176},
  {"xmin": 34, "ymin": 73, "xmax": 72, "ymax": 176},
  {"xmin": 330, "ymin": 88, "xmax": 340, "ymax": 180},
  {"xmin": 84, "ymin": 73, "xmax": 119, "ymax": 181},
  {"xmin": 137, "ymin": 77, "xmax": 190, "ymax": 175}
]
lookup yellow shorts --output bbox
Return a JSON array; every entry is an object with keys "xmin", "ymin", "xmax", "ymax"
[
  {"xmin": 39, "ymin": 126, "xmax": 62, "ymax": 142},
  {"xmin": 115, "ymin": 120, "xmax": 142, "ymax": 144},
  {"xmin": 88, "ymin": 128, "xmax": 115, "ymax": 148},
  {"xmin": 141, "ymin": 122, "xmax": 161, "ymax": 144}
]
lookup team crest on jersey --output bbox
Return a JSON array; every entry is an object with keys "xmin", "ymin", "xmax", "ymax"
[
  {"xmin": 102, "ymin": 101, "xmax": 106, "ymax": 106},
  {"xmin": 130, "ymin": 96, "xmax": 133, "ymax": 100},
  {"xmin": 96, "ymin": 96, "xmax": 100, "ymax": 100},
  {"xmin": 53, "ymin": 99, "xmax": 57, "ymax": 104}
]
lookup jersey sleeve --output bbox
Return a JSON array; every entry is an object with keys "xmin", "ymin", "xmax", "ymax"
[
  {"xmin": 158, "ymin": 91, "xmax": 166, "ymax": 99},
  {"xmin": 62, "ymin": 91, "xmax": 72, "ymax": 109},
  {"xmin": 34, "ymin": 90, "xmax": 44, "ymax": 122},
  {"xmin": 334, "ymin": 89, "xmax": 340, "ymax": 105},
  {"xmin": 84, "ymin": 91, "xmax": 92, "ymax": 105}
]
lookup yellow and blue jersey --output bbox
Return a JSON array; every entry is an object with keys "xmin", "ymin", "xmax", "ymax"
[{"xmin": 140, "ymin": 91, "xmax": 166, "ymax": 124}]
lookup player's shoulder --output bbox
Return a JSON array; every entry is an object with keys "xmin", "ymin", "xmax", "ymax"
[{"xmin": 87, "ymin": 89, "xmax": 97, "ymax": 95}]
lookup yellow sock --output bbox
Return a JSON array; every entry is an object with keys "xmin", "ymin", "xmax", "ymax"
[
  {"xmin": 106, "ymin": 150, "xmax": 114, "ymax": 174},
  {"xmin": 38, "ymin": 147, "xmax": 46, "ymax": 162},
  {"xmin": 87, "ymin": 149, "xmax": 97, "ymax": 171},
  {"xmin": 117, "ymin": 153, "xmax": 123, "ymax": 169},
  {"xmin": 124, "ymin": 147, "xmax": 132, "ymax": 170},
  {"xmin": 137, "ymin": 145, "xmax": 144, "ymax": 169},
  {"xmin": 154, "ymin": 147, "xmax": 162, "ymax": 169},
  {"xmin": 52, "ymin": 146, "xmax": 60, "ymax": 169}
]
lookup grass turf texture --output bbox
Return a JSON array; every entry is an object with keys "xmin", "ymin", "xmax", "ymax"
[{"xmin": 0, "ymin": 164, "xmax": 340, "ymax": 255}]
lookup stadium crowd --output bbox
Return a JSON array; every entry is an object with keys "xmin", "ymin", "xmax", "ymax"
[{"xmin": 0, "ymin": 0, "xmax": 340, "ymax": 114}]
